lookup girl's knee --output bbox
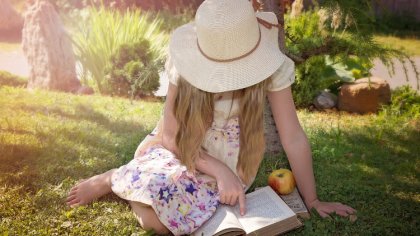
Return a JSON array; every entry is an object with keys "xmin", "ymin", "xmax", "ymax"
[
  {"xmin": 142, "ymin": 221, "xmax": 170, "ymax": 235},
  {"xmin": 129, "ymin": 201, "xmax": 171, "ymax": 235}
]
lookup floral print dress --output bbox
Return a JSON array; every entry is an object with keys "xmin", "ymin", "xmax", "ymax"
[{"xmin": 110, "ymin": 56, "xmax": 295, "ymax": 235}]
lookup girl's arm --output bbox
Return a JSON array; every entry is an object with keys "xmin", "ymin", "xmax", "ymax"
[
  {"xmin": 267, "ymin": 86, "xmax": 356, "ymax": 218},
  {"xmin": 162, "ymin": 83, "xmax": 246, "ymax": 215}
]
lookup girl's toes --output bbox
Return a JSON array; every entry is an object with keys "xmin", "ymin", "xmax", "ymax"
[
  {"xmin": 67, "ymin": 199, "xmax": 80, "ymax": 207},
  {"xmin": 69, "ymin": 186, "xmax": 78, "ymax": 193},
  {"xmin": 70, "ymin": 201, "xmax": 82, "ymax": 208},
  {"xmin": 66, "ymin": 194, "xmax": 77, "ymax": 203},
  {"xmin": 335, "ymin": 209, "xmax": 349, "ymax": 217}
]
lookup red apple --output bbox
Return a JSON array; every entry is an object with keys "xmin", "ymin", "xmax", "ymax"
[{"xmin": 268, "ymin": 168, "xmax": 296, "ymax": 195}]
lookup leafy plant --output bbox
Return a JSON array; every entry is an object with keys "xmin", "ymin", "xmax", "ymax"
[
  {"xmin": 103, "ymin": 41, "xmax": 160, "ymax": 98},
  {"xmin": 0, "ymin": 70, "xmax": 26, "ymax": 88},
  {"xmin": 284, "ymin": 7, "xmax": 417, "ymax": 107},
  {"xmin": 380, "ymin": 86, "xmax": 420, "ymax": 119},
  {"xmin": 71, "ymin": 6, "xmax": 168, "ymax": 93}
]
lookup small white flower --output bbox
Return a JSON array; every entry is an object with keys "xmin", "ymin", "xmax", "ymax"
[
  {"xmin": 290, "ymin": 0, "xmax": 304, "ymax": 18},
  {"xmin": 318, "ymin": 8, "xmax": 329, "ymax": 31},
  {"xmin": 331, "ymin": 5, "xmax": 342, "ymax": 30}
]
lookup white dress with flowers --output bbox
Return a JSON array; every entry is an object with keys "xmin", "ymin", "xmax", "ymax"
[{"xmin": 110, "ymin": 56, "xmax": 295, "ymax": 235}]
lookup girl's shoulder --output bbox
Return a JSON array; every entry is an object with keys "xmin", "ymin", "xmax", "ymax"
[{"xmin": 267, "ymin": 56, "xmax": 296, "ymax": 92}]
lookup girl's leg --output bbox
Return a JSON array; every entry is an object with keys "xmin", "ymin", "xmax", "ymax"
[
  {"xmin": 66, "ymin": 169, "xmax": 170, "ymax": 234},
  {"xmin": 66, "ymin": 169, "xmax": 116, "ymax": 207},
  {"xmin": 129, "ymin": 201, "xmax": 171, "ymax": 235}
]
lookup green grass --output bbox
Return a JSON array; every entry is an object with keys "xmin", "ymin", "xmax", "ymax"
[
  {"xmin": 0, "ymin": 86, "xmax": 162, "ymax": 235},
  {"xmin": 252, "ymin": 110, "xmax": 419, "ymax": 235},
  {"xmin": 374, "ymin": 35, "xmax": 420, "ymax": 56},
  {"xmin": 0, "ymin": 87, "xmax": 419, "ymax": 235}
]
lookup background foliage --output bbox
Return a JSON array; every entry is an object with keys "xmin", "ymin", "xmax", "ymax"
[
  {"xmin": 284, "ymin": 4, "xmax": 416, "ymax": 107},
  {"xmin": 103, "ymin": 41, "xmax": 160, "ymax": 98},
  {"xmin": 379, "ymin": 85, "xmax": 420, "ymax": 119},
  {"xmin": 71, "ymin": 6, "xmax": 168, "ymax": 94}
]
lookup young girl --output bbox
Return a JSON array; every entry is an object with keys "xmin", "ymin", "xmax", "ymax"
[{"xmin": 66, "ymin": 0, "xmax": 356, "ymax": 235}]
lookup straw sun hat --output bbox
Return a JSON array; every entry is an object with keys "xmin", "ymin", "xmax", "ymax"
[{"xmin": 169, "ymin": 0, "xmax": 286, "ymax": 93}]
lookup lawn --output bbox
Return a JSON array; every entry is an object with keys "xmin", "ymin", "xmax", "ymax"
[
  {"xmin": 374, "ymin": 35, "xmax": 420, "ymax": 56},
  {"xmin": 0, "ymin": 86, "xmax": 418, "ymax": 235}
]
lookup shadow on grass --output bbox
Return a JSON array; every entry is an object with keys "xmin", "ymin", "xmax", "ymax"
[
  {"xmin": 0, "ymin": 103, "xmax": 155, "ymax": 193},
  {"xmin": 251, "ymin": 114, "xmax": 419, "ymax": 234},
  {"xmin": 22, "ymin": 103, "xmax": 147, "ymax": 134},
  {"xmin": 306, "ymin": 120, "xmax": 418, "ymax": 233}
]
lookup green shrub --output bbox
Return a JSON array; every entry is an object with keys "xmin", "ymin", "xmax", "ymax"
[
  {"xmin": 286, "ymin": 11, "xmax": 372, "ymax": 106},
  {"xmin": 0, "ymin": 71, "xmax": 26, "ymax": 87},
  {"xmin": 71, "ymin": 6, "xmax": 168, "ymax": 93},
  {"xmin": 285, "ymin": 9, "xmax": 392, "ymax": 107},
  {"xmin": 380, "ymin": 86, "xmax": 420, "ymax": 119},
  {"xmin": 103, "ymin": 41, "xmax": 160, "ymax": 97}
]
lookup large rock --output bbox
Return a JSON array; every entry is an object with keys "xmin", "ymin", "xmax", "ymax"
[
  {"xmin": 314, "ymin": 91, "xmax": 337, "ymax": 109},
  {"xmin": 22, "ymin": 0, "xmax": 80, "ymax": 92},
  {"xmin": 338, "ymin": 77, "xmax": 391, "ymax": 114},
  {"xmin": 0, "ymin": 0, "xmax": 24, "ymax": 41}
]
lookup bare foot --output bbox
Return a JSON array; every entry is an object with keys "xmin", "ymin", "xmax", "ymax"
[{"xmin": 66, "ymin": 169, "xmax": 116, "ymax": 207}]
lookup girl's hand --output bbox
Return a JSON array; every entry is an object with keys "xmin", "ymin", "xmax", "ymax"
[
  {"xmin": 308, "ymin": 199, "xmax": 356, "ymax": 218},
  {"xmin": 215, "ymin": 165, "xmax": 246, "ymax": 216}
]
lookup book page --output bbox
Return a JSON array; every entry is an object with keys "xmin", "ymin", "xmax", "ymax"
[
  {"xmin": 279, "ymin": 188, "xmax": 310, "ymax": 218},
  {"xmin": 233, "ymin": 186, "xmax": 296, "ymax": 234},
  {"xmin": 193, "ymin": 205, "xmax": 244, "ymax": 236}
]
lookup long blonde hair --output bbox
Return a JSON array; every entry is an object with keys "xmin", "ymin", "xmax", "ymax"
[{"xmin": 174, "ymin": 78, "xmax": 269, "ymax": 184}]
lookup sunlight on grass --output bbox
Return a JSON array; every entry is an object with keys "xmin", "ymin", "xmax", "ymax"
[
  {"xmin": 374, "ymin": 35, "xmax": 420, "ymax": 55},
  {"xmin": 358, "ymin": 164, "xmax": 381, "ymax": 176},
  {"xmin": 0, "ymin": 42, "xmax": 20, "ymax": 52},
  {"xmin": 393, "ymin": 191, "xmax": 420, "ymax": 203}
]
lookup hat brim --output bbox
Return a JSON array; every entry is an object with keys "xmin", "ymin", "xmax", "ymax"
[{"xmin": 169, "ymin": 12, "xmax": 286, "ymax": 93}]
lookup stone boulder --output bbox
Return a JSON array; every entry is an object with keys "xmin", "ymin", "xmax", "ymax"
[
  {"xmin": 314, "ymin": 91, "xmax": 337, "ymax": 110},
  {"xmin": 75, "ymin": 86, "xmax": 94, "ymax": 95},
  {"xmin": 0, "ymin": 0, "xmax": 24, "ymax": 41},
  {"xmin": 22, "ymin": 0, "xmax": 80, "ymax": 92},
  {"xmin": 338, "ymin": 77, "xmax": 391, "ymax": 114}
]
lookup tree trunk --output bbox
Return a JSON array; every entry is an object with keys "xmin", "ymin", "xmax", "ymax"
[{"xmin": 260, "ymin": 0, "xmax": 286, "ymax": 155}]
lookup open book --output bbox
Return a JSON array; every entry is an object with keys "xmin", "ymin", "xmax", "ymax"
[
  {"xmin": 193, "ymin": 186, "xmax": 303, "ymax": 236},
  {"xmin": 277, "ymin": 188, "xmax": 310, "ymax": 219}
]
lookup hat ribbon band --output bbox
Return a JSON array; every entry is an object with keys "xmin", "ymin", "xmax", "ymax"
[
  {"xmin": 197, "ymin": 17, "xmax": 279, "ymax": 63},
  {"xmin": 197, "ymin": 28, "xmax": 261, "ymax": 63},
  {"xmin": 256, "ymin": 17, "xmax": 280, "ymax": 29}
]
